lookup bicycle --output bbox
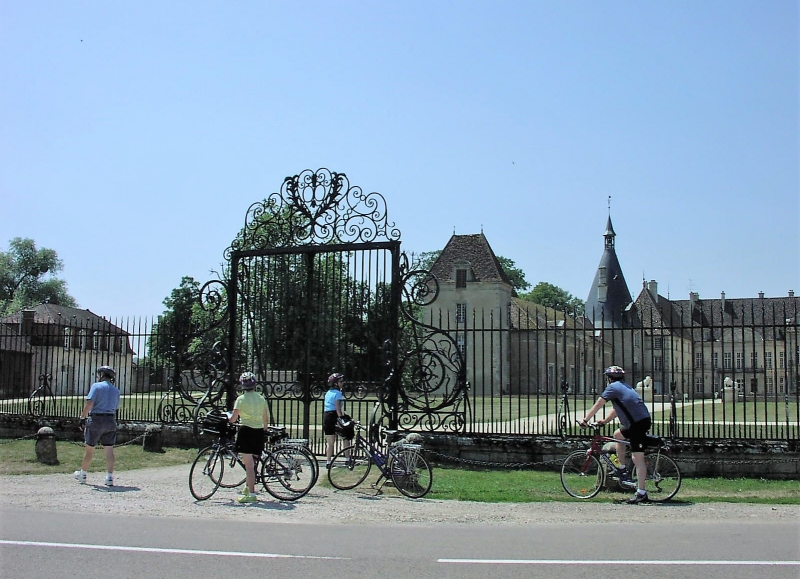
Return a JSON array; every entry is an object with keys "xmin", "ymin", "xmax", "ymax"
[
  {"xmin": 189, "ymin": 412, "xmax": 317, "ymax": 502},
  {"xmin": 211, "ymin": 425, "xmax": 320, "ymax": 492},
  {"xmin": 327, "ymin": 421, "xmax": 433, "ymax": 498},
  {"xmin": 560, "ymin": 421, "xmax": 681, "ymax": 502}
]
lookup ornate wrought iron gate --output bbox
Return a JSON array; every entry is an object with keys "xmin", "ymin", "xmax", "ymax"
[{"xmin": 189, "ymin": 168, "xmax": 467, "ymax": 448}]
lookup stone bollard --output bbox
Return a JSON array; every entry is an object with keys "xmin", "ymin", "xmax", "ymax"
[
  {"xmin": 35, "ymin": 426, "xmax": 59, "ymax": 465},
  {"xmin": 142, "ymin": 424, "xmax": 164, "ymax": 453}
]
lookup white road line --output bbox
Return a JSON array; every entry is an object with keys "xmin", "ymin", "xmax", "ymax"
[
  {"xmin": 0, "ymin": 540, "xmax": 346, "ymax": 560},
  {"xmin": 439, "ymin": 559, "xmax": 800, "ymax": 566}
]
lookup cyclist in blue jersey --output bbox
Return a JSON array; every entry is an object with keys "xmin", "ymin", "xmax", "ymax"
[
  {"xmin": 74, "ymin": 366, "xmax": 120, "ymax": 486},
  {"xmin": 581, "ymin": 365, "xmax": 652, "ymax": 504},
  {"xmin": 323, "ymin": 373, "xmax": 354, "ymax": 469}
]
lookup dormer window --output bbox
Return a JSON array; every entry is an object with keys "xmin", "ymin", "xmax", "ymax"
[{"xmin": 456, "ymin": 269, "xmax": 467, "ymax": 288}]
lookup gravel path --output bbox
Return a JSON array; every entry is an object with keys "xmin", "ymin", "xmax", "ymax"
[{"xmin": 1, "ymin": 465, "xmax": 797, "ymax": 526}]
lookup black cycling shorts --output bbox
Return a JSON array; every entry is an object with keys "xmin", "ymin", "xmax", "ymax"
[
  {"xmin": 235, "ymin": 425, "xmax": 265, "ymax": 456},
  {"xmin": 620, "ymin": 417, "xmax": 652, "ymax": 453}
]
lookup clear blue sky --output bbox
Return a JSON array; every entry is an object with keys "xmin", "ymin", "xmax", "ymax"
[{"xmin": 2, "ymin": 1, "xmax": 797, "ymax": 321}]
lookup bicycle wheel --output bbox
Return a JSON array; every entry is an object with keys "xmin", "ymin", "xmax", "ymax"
[
  {"xmin": 189, "ymin": 447, "xmax": 223, "ymax": 500},
  {"xmin": 389, "ymin": 447, "xmax": 433, "ymax": 498},
  {"xmin": 275, "ymin": 444, "xmax": 319, "ymax": 489},
  {"xmin": 561, "ymin": 450, "xmax": 604, "ymax": 499},
  {"xmin": 217, "ymin": 447, "xmax": 247, "ymax": 488},
  {"xmin": 327, "ymin": 444, "xmax": 372, "ymax": 490},
  {"xmin": 644, "ymin": 451, "xmax": 681, "ymax": 502},
  {"xmin": 261, "ymin": 448, "xmax": 317, "ymax": 501}
]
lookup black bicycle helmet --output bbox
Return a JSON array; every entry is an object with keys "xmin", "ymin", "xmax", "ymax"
[{"xmin": 96, "ymin": 366, "xmax": 116, "ymax": 380}]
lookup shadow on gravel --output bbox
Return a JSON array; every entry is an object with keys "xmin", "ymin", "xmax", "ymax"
[
  {"xmin": 224, "ymin": 499, "xmax": 296, "ymax": 512},
  {"xmin": 612, "ymin": 498, "xmax": 694, "ymax": 507},
  {"xmin": 91, "ymin": 485, "xmax": 141, "ymax": 493}
]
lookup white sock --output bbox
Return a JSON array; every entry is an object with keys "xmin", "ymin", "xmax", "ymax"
[{"xmin": 637, "ymin": 489, "xmax": 647, "ymax": 496}]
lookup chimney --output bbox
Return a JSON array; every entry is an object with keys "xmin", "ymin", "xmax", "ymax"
[
  {"xmin": 790, "ymin": 290, "xmax": 795, "ymax": 298},
  {"xmin": 689, "ymin": 292, "xmax": 700, "ymax": 306},
  {"xmin": 758, "ymin": 291, "xmax": 765, "ymax": 299},
  {"xmin": 647, "ymin": 280, "xmax": 658, "ymax": 303},
  {"xmin": 721, "ymin": 291, "xmax": 726, "ymax": 310},
  {"xmin": 20, "ymin": 309, "xmax": 34, "ymax": 337}
]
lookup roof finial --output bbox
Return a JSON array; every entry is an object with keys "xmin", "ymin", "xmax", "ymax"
[{"xmin": 608, "ymin": 195, "xmax": 611, "ymax": 216}]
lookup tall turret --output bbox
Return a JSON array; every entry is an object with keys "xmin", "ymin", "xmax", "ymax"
[{"xmin": 585, "ymin": 214, "xmax": 632, "ymax": 328}]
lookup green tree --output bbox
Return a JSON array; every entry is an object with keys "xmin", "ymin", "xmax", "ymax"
[
  {"xmin": 519, "ymin": 282, "xmax": 585, "ymax": 314},
  {"xmin": 496, "ymin": 256, "xmax": 530, "ymax": 295},
  {"xmin": 0, "ymin": 237, "xmax": 76, "ymax": 315}
]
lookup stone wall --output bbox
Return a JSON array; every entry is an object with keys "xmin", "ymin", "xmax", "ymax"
[{"xmin": 1, "ymin": 414, "xmax": 797, "ymax": 479}]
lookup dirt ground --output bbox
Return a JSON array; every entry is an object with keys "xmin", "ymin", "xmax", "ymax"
[{"xmin": 0, "ymin": 464, "xmax": 797, "ymax": 526}]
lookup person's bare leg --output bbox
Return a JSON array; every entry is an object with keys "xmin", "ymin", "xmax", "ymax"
[
  {"xmin": 104, "ymin": 445, "xmax": 115, "ymax": 474},
  {"xmin": 80, "ymin": 445, "xmax": 95, "ymax": 471},
  {"xmin": 242, "ymin": 453, "xmax": 256, "ymax": 493},
  {"xmin": 632, "ymin": 451, "xmax": 646, "ymax": 492},
  {"xmin": 613, "ymin": 429, "xmax": 627, "ymax": 465}
]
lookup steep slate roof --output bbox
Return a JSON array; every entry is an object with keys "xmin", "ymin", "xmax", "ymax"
[
  {"xmin": 585, "ymin": 215, "xmax": 633, "ymax": 328},
  {"xmin": 509, "ymin": 297, "xmax": 574, "ymax": 330},
  {"xmin": 634, "ymin": 285, "xmax": 798, "ymax": 340},
  {"xmin": 429, "ymin": 233, "xmax": 513, "ymax": 286},
  {"xmin": 0, "ymin": 303, "xmax": 128, "ymax": 334}
]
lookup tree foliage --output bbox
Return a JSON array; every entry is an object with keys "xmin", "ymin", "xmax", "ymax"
[
  {"xmin": 519, "ymin": 281, "xmax": 585, "ymax": 314},
  {"xmin": 0, "ymin": 237, "xmax": 76, "ymax": 316}
]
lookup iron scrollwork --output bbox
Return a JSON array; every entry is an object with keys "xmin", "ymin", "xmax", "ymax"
[
  {"xmin": 375, "ymin": 253, "xmax": 469, "ymax": 434},
  {"xmin": 156, "ymin": 279, "xmax": 232, "ymax": 432},
  {"xmin": 228, "ymin": 168, "xmax": 400, "ymax": 255}
]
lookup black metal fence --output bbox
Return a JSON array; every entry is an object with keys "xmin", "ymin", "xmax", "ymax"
[{"xmin": 1, "ymin": 298, "xmax": 798, "ymax": 442}]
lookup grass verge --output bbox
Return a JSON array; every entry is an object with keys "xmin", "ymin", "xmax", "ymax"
[{"xmin": 2, "ymin": 441, "xmax": 798, "ymax": 504}]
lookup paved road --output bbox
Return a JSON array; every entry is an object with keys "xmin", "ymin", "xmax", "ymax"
[{"xmin": 1, "ymin": 507, "xmax": 798, "ymax": 579}]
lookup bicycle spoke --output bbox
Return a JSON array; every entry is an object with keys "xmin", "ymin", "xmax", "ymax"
[
  {"xmin": 561, "ymin": 450, "xmax": 603, "ymax": 499},
  {"xmin": 327, "ymin": 444, "xmax": 372, "ymax": 490},
  {"xmin": 644, "ymin": 452, "xmax": 681, "ymax": 502},
  {"xmin": 189, "ymin": 447, "xmax": 222, "ymax": 500}
]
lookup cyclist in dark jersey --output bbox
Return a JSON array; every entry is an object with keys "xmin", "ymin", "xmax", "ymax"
[{"xmin": 581, "ymin": 365, "xmax": 652, "ymax": 504}]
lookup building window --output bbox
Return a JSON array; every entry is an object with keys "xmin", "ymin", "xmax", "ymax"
[
  {"xmin": 779, "ymin": 376, "xmax": 786, "ymax": 393},
  {"xmin": 694, "ymin": 353, "xmax": 703, "ymax": 369},
  {"xmin": 79, "ymin": 330, "xmax": 87, "ymax": 351},
  {"xmin": 765, "ymin": 352, "xmax": 773, "ymax": 370},
  {"xmin": 455, "ymin": 269, "xmax": 467, "ymax": 288},
  {"xmin": 456, "ymin": 334, "xmax": 466, "ymax": 358},
  {"xmin": 633, "ymin": 334, "xmax": 639, "ymax": 347},
  {"xmin": 456, "ymin": 303, "xmax": 467, "ymax": 324},
  {"xmin": 780, "ymin": 351, "xmax": 786, "ymax": 369},
  {"xmin": 750, "ymin": 352, "xmax": 758, "ymax": 369},
  {"xmin": 92, "ymin": 331, "xmax": 100, "ymax": 351},
  {"xmin": 654, "ymin": 356, "xmax": 663, "ymax": 371},
  {"xmin": 653, "ymin": 337, "xmax": 663, "ymax": 350},
  {"xmin": 694, "ymin": 377, "xmax": 703, "ymax": 393},
  {"xmin": 712, "ymin": 352, "xmax": 718, "ymax": 369},
  {"xmin": 736, "ymin": 352, "xmax": 743, "ymax": 370},
  {"xmin": 63, "ymin": 328, "xmax": 71, "ymax": 350},
  {"xmin": 723, "ymin": 352, "xmax": 732, "ymax": 369},
  {"xmin": 765, "ymin": 376, "xmax": 774, "ymax": 394},
  {"xmin": 118, "ymin": 337, "xmax": 127, "ymax": 354}
]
